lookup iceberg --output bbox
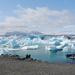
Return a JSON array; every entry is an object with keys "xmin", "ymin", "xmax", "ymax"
[
  {"xmin": 45, "ymin": 45, "xmax": 63, "ymax": 52},
  {"xmin": 21, "ymin": 45, "xmax": 39, "ymax": 50}
]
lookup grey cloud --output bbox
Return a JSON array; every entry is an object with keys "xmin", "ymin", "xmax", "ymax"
[{"xmin": 0, "ymin": 7, "xmax": 75, "ymax": 34}]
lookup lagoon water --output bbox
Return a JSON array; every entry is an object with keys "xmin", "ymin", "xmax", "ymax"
[{"xmin": 11, "ymin": 48, "xmax": 75, "ymax": 64}]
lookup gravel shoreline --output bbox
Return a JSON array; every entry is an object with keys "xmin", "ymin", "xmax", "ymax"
[{"xmin": 0, "ymin": 56, "xmax": 75, "ymax": 75}]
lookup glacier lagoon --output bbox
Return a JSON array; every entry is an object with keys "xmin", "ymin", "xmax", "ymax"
[{"xmin": 0, "ymin": 34, "xmax": 75, "ymax": 63}]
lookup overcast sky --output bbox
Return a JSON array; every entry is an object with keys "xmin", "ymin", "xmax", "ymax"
[{"xmin": 0, "ymin": 0, "xmax": 75, "ymax": 34}]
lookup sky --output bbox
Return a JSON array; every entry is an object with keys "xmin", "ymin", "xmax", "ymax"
[{"xmin": 0, "ymin": 0, "xmax": 75, "ymax": 34}]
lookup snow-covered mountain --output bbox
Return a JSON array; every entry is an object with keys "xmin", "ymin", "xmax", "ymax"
[{"xmin": 5, "ymin": 31, "xmax": 43, "ymax": 36}]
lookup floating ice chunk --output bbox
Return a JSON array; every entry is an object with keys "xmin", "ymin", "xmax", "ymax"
[
  {"xmin": 45, "ymin": 44, "xmax": 63, "ymax": 52},
  {"xmin": 21, "ymin": 45, "xmax": 39, "ymax": 50}
]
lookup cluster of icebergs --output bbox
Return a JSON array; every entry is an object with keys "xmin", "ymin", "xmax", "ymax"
[
  {"xmin": 0, "ymin": 35, "xmax": 75, "ymax": 55},
  {"xmin": 45, "ymin": 36, "xmax": 75, "ymax": 52}
]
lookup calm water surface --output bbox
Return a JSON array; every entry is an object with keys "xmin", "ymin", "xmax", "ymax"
[{"xmin": 12, "ymin": 48, "xmax": 75, "ymax": 64}]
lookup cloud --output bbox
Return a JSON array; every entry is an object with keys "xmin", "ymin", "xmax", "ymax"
[{"xmin": 0, "ymin": 7, "xmax": 75, "ymax": 34}]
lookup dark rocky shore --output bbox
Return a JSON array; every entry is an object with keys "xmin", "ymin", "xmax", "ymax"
[{"xmin": 0, "ymin": 55, "xmax": 75, "ymax": 75}]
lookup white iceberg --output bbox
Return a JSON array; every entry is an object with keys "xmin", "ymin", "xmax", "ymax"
[{"xmin": 21, "ymin": 45, "xmax": 39, "ymax": 50}]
